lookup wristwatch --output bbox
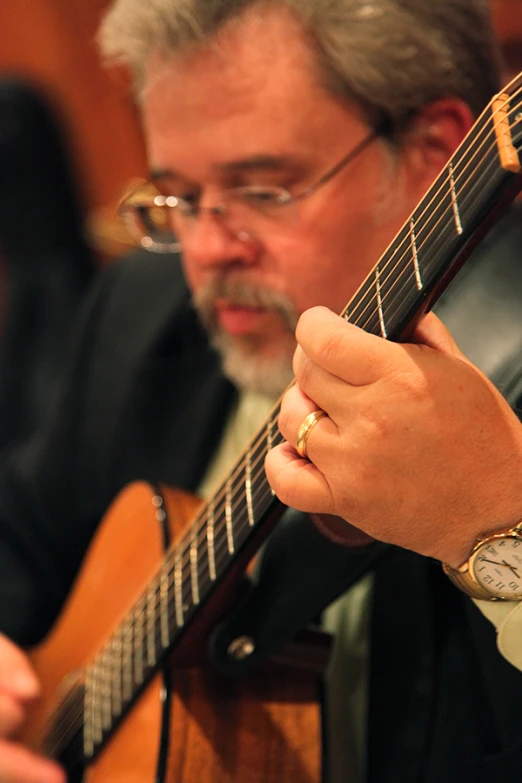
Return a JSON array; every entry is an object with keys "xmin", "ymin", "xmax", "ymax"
[{"xmin": 442, "ymin": 521, "xmax": 522, "ymax": 600}]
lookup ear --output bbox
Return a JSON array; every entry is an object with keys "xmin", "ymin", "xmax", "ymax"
[{"xmin": 402, "ymin": 98, "xmax": 475, "ymax": 197}]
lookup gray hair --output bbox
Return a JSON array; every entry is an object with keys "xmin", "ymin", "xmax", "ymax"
[{"xmin": 99, "ymin": 0, "xmax": 502, "ymax": 131}]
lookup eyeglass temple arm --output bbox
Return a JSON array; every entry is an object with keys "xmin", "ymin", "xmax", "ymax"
[{"xmin": 290, "ymin": 123, "xmax": 387, "ymax": 204}]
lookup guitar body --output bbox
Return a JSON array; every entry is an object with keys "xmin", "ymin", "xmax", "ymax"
[{"xmin": 22, "ymin": 482, "xmax": 323, "ymax": 783}]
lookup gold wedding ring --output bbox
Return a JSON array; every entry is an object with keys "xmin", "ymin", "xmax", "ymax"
[{"xmin": 296, "ymin": 409, "xmax": 327, "ymax": 459}]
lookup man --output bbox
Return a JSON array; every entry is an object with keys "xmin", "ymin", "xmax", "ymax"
[{"xmin": 0, "ymin": 1, "xmax": 521, "ymax": 781}]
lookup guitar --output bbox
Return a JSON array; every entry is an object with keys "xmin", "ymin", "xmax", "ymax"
[{"xmin": 21, "ymin": 73, "xmax": 522, "ymax": 782}]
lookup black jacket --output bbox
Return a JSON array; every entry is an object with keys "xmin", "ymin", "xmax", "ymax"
[{"xmin": 1, "ymin": 205, "xmax": 522, "ymax": 781}]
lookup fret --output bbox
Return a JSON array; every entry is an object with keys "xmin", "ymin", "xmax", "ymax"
[
  {"xmin": 405, "ymin": 180, "xmax": 454, "ymax": 294},
  {"xmin": 174, "ymin": 549, "xmax": 185, "ymax": 628},
  {"xmin": 121, "ymin": 615, "xmax": 133, "ymax": 703},
  {"xmin": 100, "ymin": 648, "xmax": 112, "ymax": 732},
  {"xmin": 266, "ymin": 416, "xmax": 274, "ymax": 451},
  {"xmin": 90, "ymin": 656, "xmax": 103, "ymax": 746},
  {"xmin": 207, "ymin": 499, "xmax": 217, "ymax": 581},
  {"xmin": 375, "ymin": 264, "xmax": 387, "ymax": 338},
  {"xmin": 83, "ymin": 666, "xmax": 95, "ymax": 758},
  {"xmin": 146, "ymin": 581, "xmax": 157, "ymax": 667},
  {"xmin": 409, "ymin": 217, "xmax": 423, "ymax": 290},
  {"xmin": 110, "ymin": 630, "xmax": 123, "ymax": 717},
  {"xmin": 159, "ymin": 565, "xmax": 171, "ymax": 649},
  {"xmin": 190, "ymin": 527, "xmax": 201, "ymax": 605},
  {"xmin": 266, "ymin": 416, "xmax": 277, "ymax": 496},
  {"xmin": 133, "ymin": 596, "xmax": 145, "ymax": 686},
  {"xmin": 448, "ymin": 162, "xmax": 463, "ymax": 235},
  {"xmin": 225, "ymin": 478, "xmax": 235, "ymax": 554},
  {"xmin": 245, "ymin": 449, "xmax": 255, "ymax": 527}
]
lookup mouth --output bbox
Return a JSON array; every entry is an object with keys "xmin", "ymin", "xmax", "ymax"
[
  {"xmin": 214, "ymin": 301, "xmax": 271, "ymax": 335},
  {"xmin": 193, "ymin": 279, "xmax": 299, "ymax": 340}
]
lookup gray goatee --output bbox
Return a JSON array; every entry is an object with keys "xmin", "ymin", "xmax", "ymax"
[{"xmin": 193, "ymin": 277, "xmax": 299, "ymax": 397}]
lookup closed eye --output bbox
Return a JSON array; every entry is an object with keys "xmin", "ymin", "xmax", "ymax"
[
  {"xmin": 234, "ymin": 186, "xmax": 291, "ymax": 206},
  {"xmin": 175, "ymin": 192, "xmax": 201, "ymax": 215}
]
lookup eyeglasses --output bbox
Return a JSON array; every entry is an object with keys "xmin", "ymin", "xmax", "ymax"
[{"xmin": 118, "ymin": 125, "xmax": 383, "ymax": 254}]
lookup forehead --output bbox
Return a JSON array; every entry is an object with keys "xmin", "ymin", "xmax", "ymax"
[{"xmin": 141, "ymin": 6, "xmax": 366, "ymax": 175}]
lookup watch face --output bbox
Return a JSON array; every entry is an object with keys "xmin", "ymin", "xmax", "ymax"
[{"xmin": 471, "ymin": 535, "xmax": 522, "ymax": 599}]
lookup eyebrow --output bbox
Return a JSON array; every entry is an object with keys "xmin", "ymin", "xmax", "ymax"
[
  {"xmin": 219, "ymin": 155, "xmax": 294, "ymax": 173},
  {"xmin": 149, "ymin": 155, "xmax": 297, "ymax": 181}
]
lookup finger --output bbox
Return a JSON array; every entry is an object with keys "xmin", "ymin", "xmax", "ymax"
[
  {"xmin": 410, "ymin": 312, "xmax": 467, "ymax": 360},
  {"xmin": 277, "ymin": 384, "xmax": 315, "ymax": 443},
  {"xmin": 0, "ymin": 740, "xmax": 65, "ymax": 783},
  {"xmin": 0, "ymin": 635, "xmax": 40, "ymax": 702},
  {"xmin": 0, "ymin": 692, "xmax": 25, "ymax": 737},
  {"xmin": 265, "ymin": 442, "xmax": 335, "ymax": 514},
  {"xmin": 292, "ymin": 354, "xmax": 361, "ymax": 422},
  {"xmin": 295, "ymin": 306, "xmax": 402, "ymax": 386},
  {"xmin": 278, "ymin": 385, "xmax": 337, "ymax": 456}
]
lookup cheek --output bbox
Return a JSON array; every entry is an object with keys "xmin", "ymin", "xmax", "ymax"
[
  {"xmin": 263, "ymin": 235, "xmax": 324, "ymax": 308},
  {"xmin": 269, "ymin": 223, "xmax": 375, "ymax": 315},
  {"xmin": 179, "ymin": 253, "xmax": 202, "ymax": 292}
]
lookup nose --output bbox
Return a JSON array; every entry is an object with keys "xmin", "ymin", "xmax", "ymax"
[{"xmin": 181, "ymin": 212, "xmax": 260, "ymax": 272}]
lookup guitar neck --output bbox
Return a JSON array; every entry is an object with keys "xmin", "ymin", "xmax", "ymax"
[{"xmin": 342, "ymin": 83, "xmax": 522, "ymax": 340}]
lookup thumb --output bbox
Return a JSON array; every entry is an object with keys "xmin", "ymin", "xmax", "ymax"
[{"xmin": 0, "ymin": 634, "xmax": 40, "ymax": 701}]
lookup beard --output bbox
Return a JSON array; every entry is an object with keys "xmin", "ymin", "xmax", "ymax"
[{"xmin": 193, "ymin": 277, "xmax": 299, "ymax": 398}]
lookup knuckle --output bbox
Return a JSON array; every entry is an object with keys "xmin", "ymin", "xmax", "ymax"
[
  {"xmin": 296, "ymin": 309, "xmax": 345, "ymax": 366},
  {"xmin": 390, "ymin": 365, "xmax": 431, "ymax": 406},
  {"xmin": 295, "ymin": 308, "xmax": 317, "ymax": 342},
  {"xmin": 294, "ymin": 357, "xmax": 314, "ymax": 390},
  {"xmin": 378, "ymin": 348, "xmax": 432, "ymax": 405},
  {"xmin": 355, "ymin": 403, "xmax": 394, "ymax": 443},
  {"xmin": 278, "ymin": 386, "xmax": 303, "ymax": 438},
  {"xmin": 292, "ymin": 345, "xmax": 304, "ymax": 377},
  {"xmin": 318, "ymin": 328, "xmax": 345, "ymax": 368},
  {"xmin": 277, "ymin": 405, "xmax": 293, "ymax": 440},
  {"xmin": 268, "ymin": 469, "xmax": 293, "ymax": 506}
]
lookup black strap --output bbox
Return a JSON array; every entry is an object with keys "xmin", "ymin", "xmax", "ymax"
[{"xmin": 208, "ymin": 509, "xmax": 388, "ymax": 676}]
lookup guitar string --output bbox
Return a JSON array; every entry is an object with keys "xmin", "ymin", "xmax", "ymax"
[{"xmin": 45, "ymin": 89, "xmax": 522, "ymax": 760}]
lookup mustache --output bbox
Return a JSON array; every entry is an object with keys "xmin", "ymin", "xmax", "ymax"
[{"xmin": 193, "ymin": 277, "xmax": 299, "ymax": 332}]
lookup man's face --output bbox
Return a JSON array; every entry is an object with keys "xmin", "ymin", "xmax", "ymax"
[{"xmin": 141, "ymin": 8, "xmax": 428, "ymax": 396}]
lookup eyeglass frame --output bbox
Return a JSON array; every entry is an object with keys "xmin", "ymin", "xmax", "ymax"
[{"xmin": 119, "ymin": 119, "xmax": 389, "ymax": 253}]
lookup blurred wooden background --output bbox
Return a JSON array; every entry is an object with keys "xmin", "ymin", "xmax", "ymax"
[{"xmin": 0, "ymin": 0, "xmax": 520, "ymax": 262}]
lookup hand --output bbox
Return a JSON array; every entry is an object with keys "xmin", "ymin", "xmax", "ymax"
[
  {"xmin": 0, "ymin": 633, "xmax": 64, "ymax": 783},
  {"xmin": 265, "ymin": 307, "xmax": 522, "ymax": 568}
]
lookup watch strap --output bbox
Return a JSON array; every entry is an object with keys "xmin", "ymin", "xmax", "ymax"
[{"xmin": 442, "ymin": 562, "xmax": 498, "ymax": 600}]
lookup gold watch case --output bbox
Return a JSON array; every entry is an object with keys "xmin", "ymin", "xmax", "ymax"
[{"xmin": 443, "ymin": 523, "xmax": 522, "ymax": 601}]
